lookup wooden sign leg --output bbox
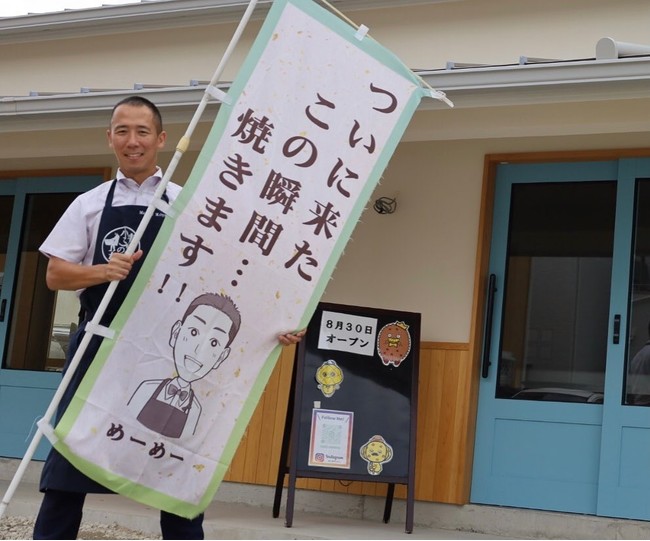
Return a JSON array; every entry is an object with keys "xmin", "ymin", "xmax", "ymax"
[
  {"xmin": 272, "ymin": 349, "xmax": 298, "ymax": 518},
  {"xmin": 405, "ymin": 480, "xmax": 414, "ymax": 533},
  {"xmin": 285, "ymin": 470, "xmax": 297, "ymax": 528},
  {"xmin": 383, "ymin": 483, "xmax": 395, "ymax": 523}
]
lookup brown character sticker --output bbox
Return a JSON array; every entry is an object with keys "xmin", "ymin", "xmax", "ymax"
[
  {"xmin": 376, "ymin": 321, "xmax": 411, "ymax": 367},
  {"xmin": 359, "ymin": 435, "xmax": 393, "ymax": 475}
]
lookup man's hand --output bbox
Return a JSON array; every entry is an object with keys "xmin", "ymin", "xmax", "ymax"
[
  {"xmin": 278, "ymin": 329, "xmax": 305, "ymax": 346},
  {"xmin": 46, "ymin": 250, "xmax": 144, "ymax": 291},
  {"xmin": 104, "ymin": 250, "xmax": 143, "ymax": 282}
]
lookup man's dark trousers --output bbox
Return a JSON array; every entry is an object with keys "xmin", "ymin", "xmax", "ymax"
[{"xmin": 33, "ymin": 489, "xmax": 204, "ymax": 539}]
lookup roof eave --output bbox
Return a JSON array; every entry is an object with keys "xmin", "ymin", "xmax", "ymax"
[
  {"xmin": 1, "ymin": 56, "xmax": 649, "ymax": 132},
  {"xmin": 418, "ymin": 56, "xmax": 650, "ymax": 108}
]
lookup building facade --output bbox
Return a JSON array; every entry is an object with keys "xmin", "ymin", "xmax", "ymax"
[{"xmin": 2, "ymin": 0, "xmax": 650, "ymax": 521}]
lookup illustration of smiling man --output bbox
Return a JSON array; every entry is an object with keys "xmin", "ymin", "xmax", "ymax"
[{"xmin": 127, "ymin": 292, "xmax": 241, "ymax": 439}]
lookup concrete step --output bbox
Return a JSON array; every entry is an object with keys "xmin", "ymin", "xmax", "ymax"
[
  {"xmin": 2, "ymin": 458, "xmax": 650, "ymax": 539},
  {"xmin": 0, "ymin": 477, "xmax": 499, "ymax": 540}
]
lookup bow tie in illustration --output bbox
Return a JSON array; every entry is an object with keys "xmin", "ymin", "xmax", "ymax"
[{"xmin": 168, "ymin": 384, "xmax": 189, "ymax": 402}]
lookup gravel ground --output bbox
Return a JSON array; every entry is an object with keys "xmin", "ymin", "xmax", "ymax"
[{"xmin": 0, "ymin": 515, "xmax": 161, "ymax": 540}]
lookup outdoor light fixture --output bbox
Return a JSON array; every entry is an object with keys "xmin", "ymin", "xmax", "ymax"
[{"xmin": 373, "ymin": 196, "xmax": 397, "ymax": 214}]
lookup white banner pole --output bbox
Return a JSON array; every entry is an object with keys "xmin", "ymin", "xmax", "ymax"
[{"xmin": 0, "ymin": 0, "xmax": 260, "ymax": 520}]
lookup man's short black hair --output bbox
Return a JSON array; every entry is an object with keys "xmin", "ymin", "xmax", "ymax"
[{"xmin": 110, "ymin": 95, "xmax": 163, "ymax": 134}]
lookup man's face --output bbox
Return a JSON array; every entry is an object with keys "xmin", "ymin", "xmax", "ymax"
[
  {"xmin": 170, "ymin": 304, "xmax": 233, "ymax": 383},
  {"xmin": 107, "ymin": 103, "xmax": 166, "ymax": 184}
]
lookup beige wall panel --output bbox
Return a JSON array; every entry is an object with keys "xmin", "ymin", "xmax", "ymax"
[
  {"xmin": 0, "ymin": 23, "xmax": 262, "ymax": 96},
  {"xmin": 2, "ymin": 0, "xmax": 650, "ymax": 96},
  {"xmin": 405, "ymin": 99, "xmax": 650, "ymax": 142},
  {"xmin": 322, "ymin": 139, "xmax": 482, "ymax": 342},
  {"xmin": 375, "ymin": 0, "xmax": 650, "ymax": 69}
]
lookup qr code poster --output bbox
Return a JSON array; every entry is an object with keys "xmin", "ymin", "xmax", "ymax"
[{"xmin": 307, "ymin": 409, "xmax": 354, "ymax": 468}]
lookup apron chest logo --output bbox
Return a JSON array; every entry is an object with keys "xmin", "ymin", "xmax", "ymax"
[{"xmin": 101, "ymin": 226, "xmax": 140, "ymax": 262}]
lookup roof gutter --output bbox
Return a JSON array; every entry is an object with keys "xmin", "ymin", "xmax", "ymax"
[
  {"xmin": 418, "ymin": 55, "xmax": 650, "ymax": 108},
  {"xmin": 2, "ymin": 56, "xmax": 649, "ymax": 126}
]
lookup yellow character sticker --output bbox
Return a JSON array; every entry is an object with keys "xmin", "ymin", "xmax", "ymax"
[
  {"xmin": 315, "ymin": 359, "xmax": 344, "ymax": 398},
  {"xmin": 359, "ymin": 435, "xmax": 393, "ymax": 475}
]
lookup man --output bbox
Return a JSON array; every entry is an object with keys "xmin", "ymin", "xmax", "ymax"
[
  {"xmin": 34, "ymin": 95, "xmax": 303, "ymax": 540},
  {"xmin": 128, "ymin": 292, "xmax": 241, "ymax": 439}
]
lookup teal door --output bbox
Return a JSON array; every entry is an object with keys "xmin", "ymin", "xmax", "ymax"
[
  {"xmin": 0, "ymin": 175, "xmax": 100, "ymax": 460},
  {"xmin": 472, "ymin": 158, "xmax": 650, "ymax": 519}
]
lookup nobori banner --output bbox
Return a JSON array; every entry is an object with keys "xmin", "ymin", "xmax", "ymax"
[{"xmin": 50, "ymin": 0, "xmax": 443, "ymax": 518}]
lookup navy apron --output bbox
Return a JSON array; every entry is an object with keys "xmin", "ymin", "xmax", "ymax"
[{"xmin": 40, "ymin": 180, "xmax": 169, "ymax": 493}]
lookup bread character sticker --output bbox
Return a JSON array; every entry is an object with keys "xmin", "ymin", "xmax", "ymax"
[
  {"xmin": 315, "ymin": 359, "xmax": 344, "ymax": 398},
  {"xmin": 360, "ymin": 435, "xmax": 393, "ymax": 475},
  {"xmin": 377, "ymin": 321, "xmax": 411, "ymax": 367}
]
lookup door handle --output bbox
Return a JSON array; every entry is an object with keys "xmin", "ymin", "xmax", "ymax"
[
  {"xmin": 613, "ymin": 314, "xmax": 621, "ymax": 344},
  {"xmin": 482, "ymin": 274, "xmax": 497, "ymax": 379},
  {"xmin": 0, "ymin": 299, "xmax": 5, "ymax": 322}
]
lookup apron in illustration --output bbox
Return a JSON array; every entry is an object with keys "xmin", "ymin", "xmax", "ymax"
[
  {"xmin": 40, "ymin": 180, "xmax": 169, "ymax": 493},
  {"xmin": 137, "ymin": 378, "xmax": 195, "ymax": 438}
]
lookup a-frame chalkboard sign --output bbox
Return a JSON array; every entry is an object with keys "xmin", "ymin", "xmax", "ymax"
[{"xmin": 273, "ymin": 302, "xmax": 420, "ymax": 533}]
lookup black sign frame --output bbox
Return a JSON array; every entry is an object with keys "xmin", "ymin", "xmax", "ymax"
[{"xmin": 273, "ymin": 302, "xmax": 420, "ymax": 533}]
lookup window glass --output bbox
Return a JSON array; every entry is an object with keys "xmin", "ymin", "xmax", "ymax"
[
  {"xmin": 5, "ymin": 193, "xmax": 79, "ymax": 371},
  {"xmin": 497, "ymin": 181, "xmax": 616, "ymax": 404}
]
